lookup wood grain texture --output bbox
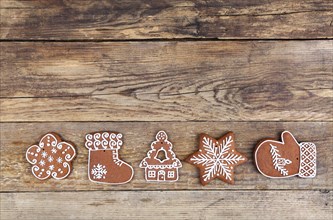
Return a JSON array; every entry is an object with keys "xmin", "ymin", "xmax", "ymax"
[
  {"xmin": 1, "ymin": 0, "xmax": 333, "ymax": 40},
  {"xmin": 1, "ymin": 0, "xmax": 332, "ymax": 219},
  {"xmin": 1, "ymin": 190, "xmax": 332, "ymax": 220},
  {"xmin": 1, "ymin": 41, "xmax": 332, "ymax": 122},
  {"xmin": 1, "ymin": 122, "xmax": 332, "ymax": 192}
]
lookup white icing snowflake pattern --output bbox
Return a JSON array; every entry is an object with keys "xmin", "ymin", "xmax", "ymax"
[
  {"xmin": 56, "ymin": 157, "xmax": 63, "ymax": 164},
  {"xmin": 41, "ymin": 151, "xmax": 48, "ymax": 158},
  {"xmin": 91, "ymin": 164, "xmax": 107, "ymax": 179},
  {"xmin": 26, "ymin": 133, "xmax": 76, "ymax": 180},
  {"xmin": 190, "ymin": 135, "xmax": 246, "ymax": 182},
  {"xmin": 39, "ymin": 160, "xmax": 46, "ymax": 167},
  {"xmin": 47, "ymin": 156, "xmax": 54, "ymax": 163}
]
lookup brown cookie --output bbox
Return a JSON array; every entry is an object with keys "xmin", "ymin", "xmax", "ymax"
[
  {"xmin": 26, "ymin": 132, "xmax": 76, "ymax": 180},
  {"xmin": 186, "ymin": 132, "xmax": 247, "ymax": 185},
  {"xmin": 85, "ymin": 131, "xmax": 134, "ymax": 184},
  {"xmin": 254, "ymin": 131, "xmax": 316, "ymax": 178},
  {"xmin": 139, "ymin": 131, "xmax": 182, "ymax": 182}
]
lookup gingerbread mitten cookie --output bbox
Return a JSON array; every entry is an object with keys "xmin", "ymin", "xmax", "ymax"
[
  {"xmin": 85, "ymin": 132, "xmax": 134, "ymax": 184},
  {"xmin": 139, "ymin": 131, "xmax": 182, "ymax": 182},
  {"xmin": 26, "ymin": 133, "xmax": 76, "ymax": 180},
  {"xmin": 186, "ymin": 132, "xmax": 247, "ymax": 185},
  {"xmin": 255, "ymin": 131, "xmax": 316, "ymax": 178}
]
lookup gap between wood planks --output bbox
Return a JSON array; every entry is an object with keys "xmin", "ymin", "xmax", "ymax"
[
  {"xmin": 0, "ymin": 120, "xmax": 332, "ymax": 123},
  {"xmin": 1, "ymin": 38, "xmax": 333, "ymax": 42},
  {"xmin": 0, "ymin": 189, "xmax": 331, "ymax": 193}
]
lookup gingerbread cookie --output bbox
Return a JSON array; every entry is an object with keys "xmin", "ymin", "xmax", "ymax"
[
  {"xmin": 85, "ymin": 131, "xmax": 134, "ymax": 184},
  {"xmin": 186, "ymin": 132, "xmax": 247, "ymax": 185},
  {"xmin": 255, "ymin": 131, "xmax": 316, "ymax": 178},
  {"xmin": 26, "ymin": 133, "xmax": 76, "ymax": 180},
  {"xmin": 139, "ymin": 131, "xmax": 182, "ymax": 182}
]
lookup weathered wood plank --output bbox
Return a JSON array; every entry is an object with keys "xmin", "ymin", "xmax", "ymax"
[
  {"xmin": 1, "ymin": 122, "xmax": 331, "ymax": 191},
  {"xmin": 1, "ymin": 41, "xmax": 332, "ymax": 122},
  {"xmin": 1, "ymin": 190, "xmax": 331, "ymax": 220},
  {"xmin": 1, "ymin": 0, "xmax": 332, "ymax": 40}
]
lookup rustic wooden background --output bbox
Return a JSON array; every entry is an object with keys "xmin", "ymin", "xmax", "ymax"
[{"xmin": 1, "ymin": 0, "xmax": 332, "ymax": 219}]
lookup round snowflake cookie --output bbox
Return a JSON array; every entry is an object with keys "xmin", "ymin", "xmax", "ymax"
[{"xmin": 26, "ymin": 132, "xmax": 76, "ymax": 180}]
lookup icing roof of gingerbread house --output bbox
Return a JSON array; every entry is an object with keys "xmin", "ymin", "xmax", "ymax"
[{"xmin": 139, "ymin": 131, "xmax": 182, "ymax": 168}]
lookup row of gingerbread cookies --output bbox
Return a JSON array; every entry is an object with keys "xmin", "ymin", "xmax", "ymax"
[{"xmin": 26, "ymin": 130, "xmax": 316, "ymax": 185}]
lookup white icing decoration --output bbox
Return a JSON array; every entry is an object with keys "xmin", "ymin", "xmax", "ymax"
[
  {"xmin": 91, "ymin": 164, "xmax": 108, "ymax": 179},
  {"xmin": 39, "ymin": 160, "xmax": 45, "ymax": 167},
  {"xmin": 270, "ymin": 144, "xmax": 291, "ymax": 176},
  {"xmin": 299, "ymin": 142, "xmax": 316, "ymax": 178},
  {"xmin": 93, "ymin": 133, "xmax": 102, "ymax": 149},
  {"xmin": 47, "ymin": 155, "xmax": 54, "ymax": 163},
  {"xmin": 26, "ymin": 145, "xmax": 41, "ymax": 164},
  {"xmin": 41, "ymin": 151, "xmax": 48, "ymax": 158},
  {"xmin": 86, "ymin": 132, "xmax": 134, "ymax": 185},
  {"xmin": 32, "ymin": 165, "xmax": 50, "ymax": 180},
  {"xmin": 57, "ymin": 157, "xmax": 63, "ymax": 163},
  {"xmin": 254, "ymin": 131, "xmax": 316, "ymax": 179},
  {"xmin": 25, "ymin": 133, "xmax": 76, "ymax": 180},
  {"xmin": 59, "ymin": 142, "xmax": 76, "ymax": 161},
  {"xmin": 190, "ymin": 135, "xmax": 245, "ymax": 182},
  {"xmin": 139, "ymin": 131, "xmax": 182, "ymax": 182},
  {"xmin": 85, "ymin": 132, "xmax": 123, "ymax": 150},
  {"xmin": 101, "ymin": 132, "xmax": 109, "ymax": 148}
]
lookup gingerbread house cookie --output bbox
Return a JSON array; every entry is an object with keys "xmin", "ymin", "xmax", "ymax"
[{"xmin": 139, "ymin": 131, "xmax": 182, "ymax": 182}]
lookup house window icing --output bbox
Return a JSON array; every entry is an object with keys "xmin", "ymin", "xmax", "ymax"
[
  {"xmin": 168, "ymin": 171, "xmax": 175, "ymax": 178},
  {"xmin": 148, "ymin": 170, "xmax": 156, "ymax": 178}
]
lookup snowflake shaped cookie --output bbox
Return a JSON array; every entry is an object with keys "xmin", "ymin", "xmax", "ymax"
[
  {"xmin": 26, "ymin": 133, "xmax": 76, "ymax": 180},
  {"xmin": 186, "ymin": 132, "xmax": 247, "ymax": 185}
]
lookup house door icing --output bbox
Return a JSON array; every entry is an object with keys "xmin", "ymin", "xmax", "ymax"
[{"xmin": 157, "ymin": 170, "xmax": 165, "ymax": 181}]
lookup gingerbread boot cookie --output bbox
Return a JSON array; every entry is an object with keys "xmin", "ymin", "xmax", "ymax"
[
  {"xmin": 85, "ymin": 132, "xmax": 134, "ymax": 184},
  {"xmin": 255, "ymin": 131, "xmax": 316, "ymax": 178}
]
